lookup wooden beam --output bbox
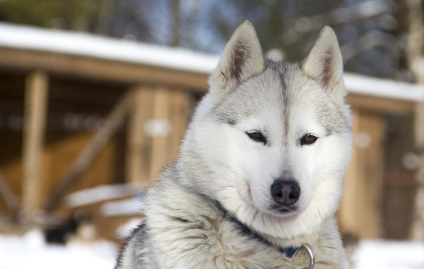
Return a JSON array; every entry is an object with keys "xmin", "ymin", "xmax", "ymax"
[
  {"xmin": 22, "ymin": 71, "xmax": 49, "ymax": 218},
  {"xmin": 411, "ymin": 102, "xmax": 424, "ymax": 240},
  {"xmin": 415, "ymin": 103, "xmax": 424, "ymax": 151},
  {"xmin": 339, "ymin": 111, "xmax": 385, "ymax": 238},
  {"xmin": 43, "ymin": 92, "xmax": 131, "ymax": 213},
  {"xmin": 149, "ymin": 87, "xmax": 172, "ymax": 180},
  {"xmin": 339, "ymin": 111, "xmax": 360, "ymax": 236},
  {"xmin": 0, "ymin": 47, "xmax": 209, "ymax": 91},
  {"xmin": 126, "ymin": 86, "xmax": 154, "ymax": 184},
  {"xmin": 125, "ymin": 87, "xmax": 193, "ymax": 185},
  {"xmin": 169, "ymin": 90, "xmax": 192, "ymax": 159},
  {"xmin": 0, "ymin": 171, "xmax": 20, "ymax": 215},
  {"xmin": 346, "ymin": 94, "xmax": 415, "ymax": 115},
  {"xmin": 405, "ymin": 0, "xmax": 424, "ymax": 242}
]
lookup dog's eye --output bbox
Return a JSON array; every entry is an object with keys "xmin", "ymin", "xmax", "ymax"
[
  {"xmin": 246, "ymin": 131, "xmax": 267, "ymax": 144},
  {"xmin": 300, "ymin": 134, "xmax": 318, "ymax": 146}
]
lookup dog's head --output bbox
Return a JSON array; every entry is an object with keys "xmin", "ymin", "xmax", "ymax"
[{"xmin": 179, "ymin": 21, "xmax": 352, "ymax": 238}]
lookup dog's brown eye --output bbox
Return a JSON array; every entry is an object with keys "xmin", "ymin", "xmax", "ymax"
[
  {"xmin": 246, "ymin": 131, "xmax": 267, "ymax": 144},
  {"xmin": 300, "ymin": 134, "xmax": 318, "ymax": 146}
]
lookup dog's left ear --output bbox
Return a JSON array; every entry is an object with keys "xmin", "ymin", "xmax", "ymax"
[
  {"xmin": 209, "ymin": 20, "xmax": 265, "ymax": 93},
  {"xmin": 302, "ymin": 26, "xmax": 344, "ymax": 100}
]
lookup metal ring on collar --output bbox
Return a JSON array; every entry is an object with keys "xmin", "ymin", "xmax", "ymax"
[{"xmin": 302, "ymin": 244, "xmax": 315, "ymax": 269}]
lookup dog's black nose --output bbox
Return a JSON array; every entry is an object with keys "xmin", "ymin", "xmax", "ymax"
[{"xmin": 271, "ymin": 180, "xmax": 300, "ymax": 206}]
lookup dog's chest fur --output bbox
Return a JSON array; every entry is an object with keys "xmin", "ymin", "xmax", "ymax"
[
  {"xmin": 117, "ymin": 166, "xmax": 345, "ymax": 269},
  {"xmin": 116, "ymin": 21, "xmax": 351, "ymax": 269}
]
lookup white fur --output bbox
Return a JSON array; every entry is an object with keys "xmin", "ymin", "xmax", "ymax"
[{"xmin": 116, "ymin": 21, "xmax": 352, "ymax": 269}]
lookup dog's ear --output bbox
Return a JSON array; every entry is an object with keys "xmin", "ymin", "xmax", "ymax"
[
  {"xmin": 302, "ymin": 26, "xmax": 344, "ymax": 100},
  {"xmin": 209, "ymin": 20, "xmax": 265, "ymax": 93}
]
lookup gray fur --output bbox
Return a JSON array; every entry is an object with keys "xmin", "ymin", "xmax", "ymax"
[
  {"xmin": 116, "ymin": 21, "xmax": 352, "ymax": 269},
  {"xmin": 116, "ymin": 167, "xmax": 346, "ymax": 269}
]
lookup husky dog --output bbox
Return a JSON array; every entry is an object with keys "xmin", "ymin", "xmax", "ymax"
[{"xmin": 116, "ymin": 21, "xmax": 352, "ymax": 269}]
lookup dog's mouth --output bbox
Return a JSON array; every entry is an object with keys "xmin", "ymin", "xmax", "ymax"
[{"xmin": 270, "ymin": 205, "xmax": 298, "ymax": 214}]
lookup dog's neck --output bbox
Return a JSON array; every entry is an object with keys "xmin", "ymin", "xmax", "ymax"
[
  {"xmin": 210, "ymin": 199, "xmax": 304, "ymax": 258},
  {"xmin": 174, "ymin": 164, "xmax": 323, "ymax": 248}
]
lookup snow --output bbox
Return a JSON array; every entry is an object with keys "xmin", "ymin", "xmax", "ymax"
[
  {"xmin": 65, "ymin": 185, "xmax": 145, "ymax": 217},
  {"xmin": 0, "ymin": 230, "xmax": 117, "ymax": 269},
  {"xmin": 101, "ymin": 197, "xmax": 145, "ymax": 217},
  {"xmin": 115, "ymin": 218, "xmax": 142, "ymax": 239},
  {"xmin": 1, "ymin": 22, "xmax": 423, "ymax": 102},
  {"xmin": 0, "ymin": 23, "xmax": 218, "ymax": 74},
  {"xmin": 344, "ymin": 73, "xmax": 424, "ymax": 102},
  {"xmin": 0, "ymin": 229, "xmax": 423, "ymax": 269},
  {"xmin": 66, "ymin": 184, "xmax": 140, "ymax": 208},
  {"xmin": 352, "ymin": 240, "xmax": 424, "ymax": 269}
]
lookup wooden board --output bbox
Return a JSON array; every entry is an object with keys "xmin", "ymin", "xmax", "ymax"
[
  {"xmin": 411, "ymin": 102, "xmax": 424, "ymax": 240},
  {"xmin": 169, "ymin": 89, "xmax": 192, "ymax": 159},
  {"xmin": 346, "ymin": 94, "xmax": 415, "ymax": 116},
  {"xmin": 339, "ymin": 110, "xmax": 385, "ymax": 238},
  {"xmin": 126, "ymin": 86, "xmax": 154, "ymax": 185},
  {"xmin": 0, "ymin": 47, "xmax": 209, "ymax": 92},
  {"xmin": 126, "ymin": 86, "xmax": 193, "ymax": 184},
  {"xmin": 22, "ymin": 71, "xmax": 49, "ymax": 217}
]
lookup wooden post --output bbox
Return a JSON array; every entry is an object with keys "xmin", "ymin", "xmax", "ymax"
[
  {"xmin": 126, "ymin": 86, "xmax": 193, "ymax": 186},
  {"xmin": 0, "ymin": 171, "xmax": 20, "ymax": 215},
  {"xmin": 339, "ymin": 111, "xmax": 385, "ymax": 238},
  {"xmin": 339, "ymin": 111, "xmax": 360, "ymax": 235},
  {"xmin": 126, "ymin": 86, "xmax": 154, "ymax": 185},
  {"xmin": 169, "ymin": 90, "xmax": 192, "ymax": 160},
  {"xmin": 411, "ymin": 103, "xmax": 424, "ymax": 240},
  {"xmin": 405, "ymin": 0, "xmax": 424, "ymax": 241},
  {"xmin": 22, "ymin": 71, "xmax": 49, "ymax": 219},
  {"xmin": 149, "ymin": 87, "xmax": 172, "ymax": 179}
]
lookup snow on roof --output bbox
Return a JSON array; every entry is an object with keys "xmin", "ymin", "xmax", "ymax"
[
  {"xmin": 345, "ymin": 73, "xmax": 424, "ymax": 102},
  {"xmin": 0, "ymin": 22, "xmax": 218, "ymax": 74},
  {"xmin": 0, "ymin": 22, "xmax": 423, "ymax": 102}
]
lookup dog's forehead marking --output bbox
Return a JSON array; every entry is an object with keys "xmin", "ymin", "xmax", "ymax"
[
  {"xmin": 271, "ymin": 61, "xmax": 351, "ymax": 140},
  {"xmin": 278, "ymin": 67, "xmax": 290, "ymax": 145},
  {"xmin": 269, "ymin": 62, "xmax": 298, "ymax": 146}
]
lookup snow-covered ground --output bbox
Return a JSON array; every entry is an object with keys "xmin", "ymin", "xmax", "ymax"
[
  {"xmin": 0, "ymin": 230, "xmax": 423, "ymax": 269},
  {"xmin": 352, "ymin": 240, "xmax": 424, "ymax": 269},
  {"xmin": 0, "ymin": 230, "xmax": 117, "ymax": 269}
]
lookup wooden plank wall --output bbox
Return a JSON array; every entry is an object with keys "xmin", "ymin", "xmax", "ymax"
[
  {"xmin": 412, "ymin": 102, "xmax": 424, "ymax": 240},
  {"xmin": 339, "ymin": 110, "xmax": 386, "ymax": 238},
  {"xmin": 0, "ymin": 70, "xmax": 196, "ymax": 220},
  {"xmin": 22, "ymin": 71, "xmax": 49, "ymax": 218},
  {"xmin": 126, "ymin": 86, "xmax": 193, "ymax": 185},
  {"xmin": 382, "ymin": 116, "xmax": 416, "ymax": 239}
]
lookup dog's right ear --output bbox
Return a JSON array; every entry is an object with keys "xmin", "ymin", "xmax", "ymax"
[{"xmin": 209, "ymin": 20, "xmax": 265, "ymax": 93}]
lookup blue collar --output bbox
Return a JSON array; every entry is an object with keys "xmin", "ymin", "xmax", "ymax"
[
  {"xmin": 280, "ymin": 246, "xmax": 298, "ymax": 258},
  {"xmin": 212, "ymin": 200, "xmax": 299, "ymax": 258}
]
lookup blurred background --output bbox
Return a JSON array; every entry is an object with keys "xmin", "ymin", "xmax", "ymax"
[{"xmin": 0, "ymin": 0, "xmax": 423, "ymax": 268}]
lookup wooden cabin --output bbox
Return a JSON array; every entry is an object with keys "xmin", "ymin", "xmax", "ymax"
[{"xmin": 0, "ymin": 23, "xmax": 422, "ymax": 241}]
